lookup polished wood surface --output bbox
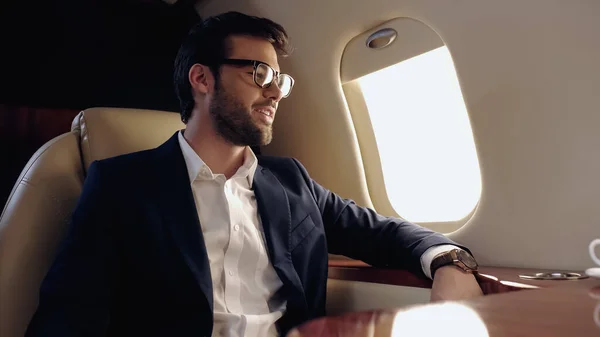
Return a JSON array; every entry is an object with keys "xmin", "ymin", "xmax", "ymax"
[
  {"xmin": 319, "ymin": 260, "xmax": 600, "ymax": 336},
  {"xmin": 289, "ymin": 281, "xmax": 600, "ymax": 336},
  {"xmin": 328, "ymin": 260, "xmax": 433, "ymax": 289},
  {"xmin": 328, "ymin": 259, "xmax": 598, "ymax": 293}
]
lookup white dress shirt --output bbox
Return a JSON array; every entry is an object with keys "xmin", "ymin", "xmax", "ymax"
[
  {"xmin": 177, "ymin": 131, "xmax": 459, "ymax": 337},
  {"xmin": 178, "ymin": 132, "xmax": 284, "ymax": 337}
]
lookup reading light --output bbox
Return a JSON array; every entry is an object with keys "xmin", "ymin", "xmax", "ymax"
[{"xmin": 366, "ymin": 28, "xmax": 397, "ymax": 49}]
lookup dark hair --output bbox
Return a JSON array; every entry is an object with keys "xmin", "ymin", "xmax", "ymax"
[{"xmin": 173, "ymin": 11, "xmax": 292, "ymax": 123}]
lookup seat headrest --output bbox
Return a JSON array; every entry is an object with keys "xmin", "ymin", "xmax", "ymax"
[{"xmin": 71, "ymin": 107, "xmax": 185, "ymax": 170}]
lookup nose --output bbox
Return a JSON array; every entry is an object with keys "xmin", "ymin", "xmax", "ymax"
[{"xmin": 263, "ymin": 80, "xmax": 284, "ymax": 102}]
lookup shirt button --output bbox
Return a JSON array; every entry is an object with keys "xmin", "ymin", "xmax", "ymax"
[
  {"xmin": 228, "ymin": 270, "xmax": 234, "ymax": 276},
  {"xmin": 234, "ymin": 225, "xmax": 240, "ymax": 231}
]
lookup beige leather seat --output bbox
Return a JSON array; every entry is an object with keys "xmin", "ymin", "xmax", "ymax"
[
  {"xmin": 0, "ymin": 107, "xmax": 184, "ymax": 337},
  {"xmin": 0, "ymin": 107, "xmax": 425, "ymax": 337}
]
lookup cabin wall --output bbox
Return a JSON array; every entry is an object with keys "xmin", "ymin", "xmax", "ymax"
[{"xmin": 197, "ymin": 0, "xmax": 600, "ymax": 271}]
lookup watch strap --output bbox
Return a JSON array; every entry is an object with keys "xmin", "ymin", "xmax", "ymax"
[
  {"xmin": 430, "ymin": 248, "xmax": 476, "ymax": 279},
  {"xmin": 430, "ymin": 250, "xmax": 455, "ymax": 278}
]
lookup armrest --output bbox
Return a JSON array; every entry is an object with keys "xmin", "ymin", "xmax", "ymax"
[{"xmin": 328, "ymin": 260, "xmax": 595, "ymax": 294}]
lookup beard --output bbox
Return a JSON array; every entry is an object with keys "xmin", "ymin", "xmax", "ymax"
[{"xmin": 208, "ymin": 80, "xmax": 273, "ymax": 147}]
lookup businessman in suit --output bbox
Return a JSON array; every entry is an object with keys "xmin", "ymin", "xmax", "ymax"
[{"xmin": 26, "ymin": 11, "xmax": 483, "ymax": 337}]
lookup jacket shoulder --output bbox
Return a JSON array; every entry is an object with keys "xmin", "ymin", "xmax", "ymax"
[
  {"xmin": 256, "ymin": 155, "xmax": 313, "ymax": 186},
  {"xmin": 88, "ymin": 148, "xmax": 157, "ymax": 182},
  {"xmin": 256, "ymin": 155, "xmax": 293, "ymax": 167},
  {"xmin": 257, "ymin": 155, "xmax": 305, "ymax": 174}
]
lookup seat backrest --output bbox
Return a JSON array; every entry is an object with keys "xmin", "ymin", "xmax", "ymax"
[{"xmin": 0, "ymin": 107, "xmax": 184, "ymax": 337}]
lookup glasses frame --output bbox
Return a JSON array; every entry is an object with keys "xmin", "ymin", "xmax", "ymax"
[{"xmin": 216, "ymin": 58, "xmax": 294, "ymax": 98}]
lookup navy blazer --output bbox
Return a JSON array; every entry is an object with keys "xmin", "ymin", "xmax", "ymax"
[{"xmin": 26, "ymin": 132, "xmax": 462, "ymax": 337}]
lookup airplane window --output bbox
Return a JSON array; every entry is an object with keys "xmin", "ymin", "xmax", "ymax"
[{"xmin": 357, "ymin": 46, "xmax": 481, "ymax": 223}]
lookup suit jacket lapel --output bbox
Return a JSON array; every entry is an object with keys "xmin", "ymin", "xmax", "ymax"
[
  {"xmin": 150, "ymin": 134, "xmax": 307, "ymax": 319},
  {"xmin": 153, "ymin": 132, "xmax": 213, "ymax": 312},
  {"xmin": 253, "ymin": 165, "xmax": 308, "ymax": 315}
]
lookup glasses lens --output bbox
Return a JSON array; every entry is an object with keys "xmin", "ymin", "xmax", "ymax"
[
  {"xmin": 278, "ymin": 74, "xmax": 294, "ymax": 97},
  {"xmin": 255, "ymin": 63, "xmax": 274, "ymax": 87}
]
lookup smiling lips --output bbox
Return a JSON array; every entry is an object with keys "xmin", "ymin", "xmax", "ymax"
[{"xmin": 254, "ymin": 106, "xmax": 275, "ymax": 124}]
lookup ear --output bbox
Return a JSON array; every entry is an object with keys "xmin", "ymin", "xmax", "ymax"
[{"xmin": 189, "ymin": 64, "xmax": 215, "ymax": 95}]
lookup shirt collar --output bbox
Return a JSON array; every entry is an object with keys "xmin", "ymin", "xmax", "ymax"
[{"xmin": 177, "ymin": 130, "xmax": 258, "ymax": 186}]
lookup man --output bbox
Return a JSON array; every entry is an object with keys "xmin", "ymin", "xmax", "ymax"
[{"xmin": 26, "ymin": 11, "xmax": 482, "ymax": 337}]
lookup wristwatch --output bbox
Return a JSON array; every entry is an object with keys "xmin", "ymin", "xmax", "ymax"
[{"xmin": 430, "ymin": 248, "xmax": 478, "ymax": 279}]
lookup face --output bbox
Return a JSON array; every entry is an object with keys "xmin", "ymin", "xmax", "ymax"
[{"xmin": 207, "ymin": 35, "xmax": 286, "ymax": 147}]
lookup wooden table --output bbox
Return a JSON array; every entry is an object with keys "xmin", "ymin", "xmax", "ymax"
[{"xmin": 287, "ymin": 261, "xmax": 600, "ymax": 336}]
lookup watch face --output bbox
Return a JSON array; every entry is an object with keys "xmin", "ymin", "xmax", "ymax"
[{"xmin": 458, "ymin": 250, "xmax": 478, "ymax": 269}]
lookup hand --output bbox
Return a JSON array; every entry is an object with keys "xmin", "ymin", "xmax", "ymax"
[{"xmin": 430, "ymin": 266, "xmax": 483, "ymax": 302}]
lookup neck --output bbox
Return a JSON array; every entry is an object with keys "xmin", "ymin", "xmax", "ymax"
[{"xmin": 183, "ymin": 112, "xmax": 246, "ymax": 179}]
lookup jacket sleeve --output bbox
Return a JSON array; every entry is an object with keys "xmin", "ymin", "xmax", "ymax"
[
  {"xmin": 291, "ymin": 158, "xmax": 468, "ymax": 277},
  {"xmin": 25, "ymin": 160, "xmax": 121, "ymax": 337}
]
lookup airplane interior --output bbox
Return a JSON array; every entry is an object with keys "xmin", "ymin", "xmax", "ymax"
[{"xmin": 1, "ymin": 0, "xmax": 600, "ymax": 336}]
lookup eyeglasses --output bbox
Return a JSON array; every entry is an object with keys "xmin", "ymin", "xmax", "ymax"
[{"xmin": 217, "ymin": 59, "xmax": 295, "ymax": 98}]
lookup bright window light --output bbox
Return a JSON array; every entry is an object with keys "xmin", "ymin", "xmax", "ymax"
[
  {"xmin": 358, "ymin": 46, "xmax": 481, "ymax": 223},
  {"xmin": 391, "ymin": 303, "xmax": 489, "ymax": 337}
]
